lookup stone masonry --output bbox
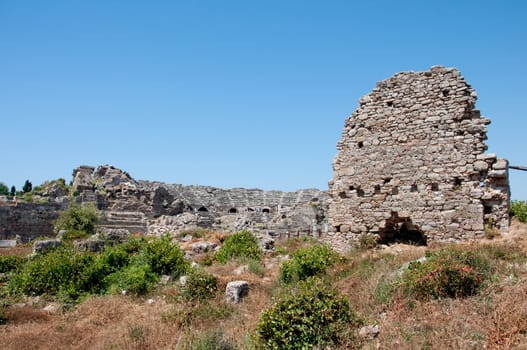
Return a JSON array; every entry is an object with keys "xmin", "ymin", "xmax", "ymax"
[{"xmin": 328, "ymin": 66, "xmax": 510, "ymax": 244}]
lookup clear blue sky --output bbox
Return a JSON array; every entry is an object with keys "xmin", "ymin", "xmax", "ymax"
[{"xmin": 1, "ymin": 0, "xmax": 526, "ymax": 198}]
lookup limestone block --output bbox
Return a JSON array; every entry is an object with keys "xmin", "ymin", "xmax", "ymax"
[
  {"xmin": 473, "ymin": 160, "xmax": 490, "ymax": 172},
  {"xmin": 190, "ymin": 241, "xmax": 218, "ymax": 254},
  {"xmin": 226, "ymin": 281, "xmax": 249, "ymax": 304},
  {"xmin": 33, "ymin": 239, "xmax": 62, "ymax": 254}
]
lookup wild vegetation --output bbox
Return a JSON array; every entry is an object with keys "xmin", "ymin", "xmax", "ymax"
[{"xmin": 1, "ymin": 219, "xmax": 527, "ymax": 349}]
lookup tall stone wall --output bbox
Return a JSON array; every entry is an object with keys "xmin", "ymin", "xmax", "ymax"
[{"xmin": 328, "ymin": 66, "xmax": 510, "ymax": 244}]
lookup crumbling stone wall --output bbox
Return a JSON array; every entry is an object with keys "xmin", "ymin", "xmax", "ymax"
[{"xmin": 328, "ymin": 66, "xmax": 510, "ymax": 244}]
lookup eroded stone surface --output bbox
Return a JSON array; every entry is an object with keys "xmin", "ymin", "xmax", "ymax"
[{"xmin": 328, "ymin": 66, "xmax": 510, "ymax": 245}]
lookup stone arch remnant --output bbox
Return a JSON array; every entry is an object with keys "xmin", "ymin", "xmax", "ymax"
[{"xmin": 328, "ymin": 66, "xmax": 510, "ymax": 244}]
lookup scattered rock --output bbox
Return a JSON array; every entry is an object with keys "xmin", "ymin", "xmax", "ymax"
[
  {"xmin": 100, "ymin": 228, "xmax": 130, "ymax": 243},
  {"xmin": 359, "ymin": 325, "xmax": 380, "ymax": 339},
  {"xmin": 159, "ymin": 275, "xmax": 172, "ymax": 286},
  {"xmin": 181, "ymin": 234, "xmax": 193, "ymax": 242},
  {"xmin": 74, "ymin": 239, "xmax": 105, "ymax": 252},
  {"xmin": 179, "ymin": 275, "xmax": 188, "ymax": 287},
  {"xmin": 43, "ymin": 303, "xmax": 61, "ymax": 314},
  {"xmin": 190, "ymin": 241, "xmax": 217, "ymax": 254},
  {"xmin": 233, "ymin": 265, "xmax": 249, "ymax": 275}
]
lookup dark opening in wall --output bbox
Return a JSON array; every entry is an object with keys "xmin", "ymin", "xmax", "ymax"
[
  {"xmin": 357, "ymin": 188, "xmax": 365, "ymax": 197},
  {"xmin": 349, "ymin": 186, "xmax": 355, "ymax": 191},
  {"xmin": 262, "ymin": 208, "xmax": 270, "ymax": 214},
  {"xmin": 335, "ymin": 225, "xmax": 341, "ymax": 233},
  {"xmin": 453, "ymin": 177, "xmax": 463, "ymax": 189},
  {"xmin": 374, "ymin": 185, "xmax": 381, "ymax": 194},
  {"xmin": 247, "ymin": 207, "xmax": 255, "ymax": 212},
  {"xmin": 228, "ymin": 208, "xmax": 237, "ymax": 214},
  {"xmin": 384, "ymin": 177, "xmax": 392, "ymax": 184},
  {"xmin": 431, "ymin": 183, "xmax": 439, "ymax": 191},
  {"xmin": 198, "ymin": 207, "xmax": 208, "ymax": 212},
  {"xmin": 387, "ymin": 101, "xmax": 393, "ymax": 107},
  {"xmin": 378, "ymin": 212, "xmax": 427, "ymax": 246},
  {"xmin": 358, "ymin": 141, "xmax": 364, "ymax": 148},
  {"xmin": 338, "ymin": 191, "xmax": 347, "ymax": 199},
  {"xmin": 442, "ymin": 89, "xmax": 449, "ymax": 97},
  {"xmin": 483, "ymin": 203, "xmax": 493, "ymax": 215},
  {"xmin": 411, "ymin": 184, "xmax": 418, "ymax": 192}
]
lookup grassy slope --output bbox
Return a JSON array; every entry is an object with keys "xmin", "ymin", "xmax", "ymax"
[{"xmin": 1, "ymin": 221, "xmax": 527, "ymax": 349}]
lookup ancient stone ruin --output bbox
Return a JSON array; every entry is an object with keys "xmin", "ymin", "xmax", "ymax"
[
  {"xmin": 328, "ymin": 66, "xmax": 510, "ymax": 245},
  {"xmin": 0, "ymin": 164, "xmax": 328, "ymax": 242}
]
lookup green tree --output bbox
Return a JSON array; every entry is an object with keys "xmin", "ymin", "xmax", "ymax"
[
  {"xmin": 54, "ymin": 204, "xmax": 101, "ymax": 237},
  {"xmin": 9, "ymin": 186, "xmax": 16, "ymax": 197},
  {"xmin": 22, "ymin": 180, "xmax": 32, "ymax": 193},
  {"xmin": 0, "ymin": 182, "xmax": 8, "ymax": 196}
]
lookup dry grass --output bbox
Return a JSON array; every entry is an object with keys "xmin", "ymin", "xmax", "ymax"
[
  {"xmin": 1, "ymin": 221, "xmax": 527, "ymax": 349},
  {"xmin": 0, "ymin": 245, "xmax": 32, "ymax": 256}
]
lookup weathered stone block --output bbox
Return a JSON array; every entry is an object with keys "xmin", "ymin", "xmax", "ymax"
[
  {"xmin": 33, "ymin": 239, "xmax": 62, "ymax": 254},
  {"xmin": 226, "ymin": 280, "xmax": 249, "ymax": 304}
]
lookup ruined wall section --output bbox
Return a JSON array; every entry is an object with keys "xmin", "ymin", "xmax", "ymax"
[
  {"xmin": 328, "ymin": 66, "xmax": 510, "ymax": 243},
  {"xmin": 0, "ymin": 202, "xmax": 64, "ymax": 242}
]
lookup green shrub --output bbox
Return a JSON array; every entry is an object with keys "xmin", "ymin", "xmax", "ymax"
[
  {"xmin": 215, "ymin": 230, "xmax": 262, "ymax": 264},
  {"xmin": 104, "ymin": 261, "xmax": 158, "ymax": 296},
  {"xmin": 6, "ymin": 248, "xmax": 107, "ymax": 300},
  {"xmin": 510, "ymin": 200, "xmax": 527, "ymax": 223},
  {"xmin": 257, "ymin": 277, "xmax": 357, "ymax": 349},
  {"xmin": 142, "ymin": 235, "xmax": 188, "ymax": 277},
  {"xmin": 0, "ymin": 255, "xmax": 26, "ymax": 273},
  {"xmin": 399, "ymin": 246, "xmax": 494, "ymax": 299},
  {"xmin": 180, "ymin": 267, "xmax": 218, "ymax": 301},
  {"xmin": 279, "ymin": 243, "xmax": 340, "ymax": 284},
  {"xmin": 54, "ymin": 204, "xmax": 100, "ymax": 237}
]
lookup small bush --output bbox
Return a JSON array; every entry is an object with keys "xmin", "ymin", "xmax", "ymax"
[
  {"xmin": 257, "ymin": 277, "xmax": 357, "ymax": 349},
  {"xmin": 215, "ymin": 230, "xmax": 262, "ymax": 264},
  {"xmin": 247, "ymin": 258, "xmax": 265, "ymax": 277},
  {"xmin": 510, "ymin": 200, "xmax": 527, "ymax": 223},
  {"xmin": 399, "ymin": 246, "xmax": 494, "ymax": 299},
  {"xmin": 142, "ymin": 235, "xmax": 188, "ymax": 277},
  {"xmin": 180, "ymin": 267, "xmax": 218, "ymax": 301},
  {"xmin": 279, "ymin": 243, "xmax": 340, "ymax": 284}
]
